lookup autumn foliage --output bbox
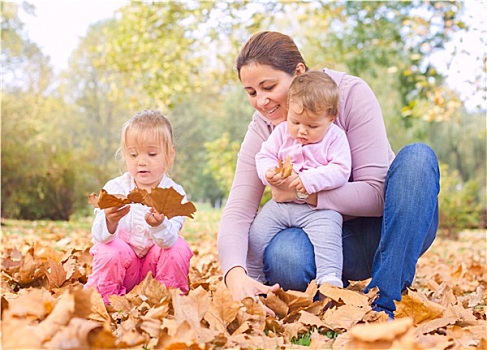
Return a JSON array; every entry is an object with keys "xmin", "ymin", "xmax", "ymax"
[
  {"xmin": 275, "ymin": 156, "xmax": 294, "ymax": 179},
  {"xmin": 1, "ymin": 217, "xmax": 486, "ymax": 349},
  {"xmin": 88, "ymin": 187, "xmax": 197, "ymax": 219}
]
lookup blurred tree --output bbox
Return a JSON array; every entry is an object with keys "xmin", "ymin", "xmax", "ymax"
[
  {"xmin": 291, "ymin": 1, "xmax": 466, "ymax": 126},
  {"xmin": 2, "ymin": 0, "xmax": 484, "ymax": 226},
  {"xmin": 1, "ymin": 2, "xmax": 76, "ymax": 219},
  {"xmin": 60, "ymin": 21, "xmax": 134, "ymax": 213},
  {"xmin": 204, "ymin": 133, "xmax": 241, "ymax": 198},
  {"xmin": 98, "ymin": 2, "xmax": 214, "ymax": 110}
]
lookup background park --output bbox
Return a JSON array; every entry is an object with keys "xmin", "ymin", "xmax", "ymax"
[{"xmin": 1, "ymin": 1, "xmax": 486, "ymax": 349}]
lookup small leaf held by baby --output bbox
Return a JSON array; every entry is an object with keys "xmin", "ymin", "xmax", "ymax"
[
  {"xmin": 88, "ymin": 187, "xmax": 196, "ymax": 219},
  {"xmin": 274, "ymin": 156, "xmax": 293, "ymax": 179}
]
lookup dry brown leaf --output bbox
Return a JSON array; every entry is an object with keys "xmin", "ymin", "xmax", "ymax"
[
  {"xmin": 1, "ymin": 214, "xmax": 486, "ymax": 349},
  {"xmin": 139, "ymin": 305, "xmax": 169, "ymax": 338},
  {"xmin": 322, "ymin": 304, "xmax": 369, "ymax": 330},
  {"xmin": 297, "ymin": 310, "xmax": 327, "ymax": 328},
  {"xmin": 275, "ymin": 288, "xmax": 313, "ymax": 313},
  {"xmin": 395, "ymin": 288, "xmax": 445, "ymax": 324},
  {"xmin": 1, "ymin": 318, "xmax": 43, "ymax": 349},
  {"xmin": 88, "ymin": 186, "xmax": 196, "ymax": 219},
  {"xmin": 262, "ymin": 291, "xmax": 289, "ymax": 319},
  {"xmin": 204, "ymin": 281, "xmax": 241, "ymax": 334},
  {"xmin": 346, "ymin": 317, "xmax": 420, "ymax": 349},
  {"xmin": 234, "ymin": 296, "xmax": 266, "ymax": 334},
  {"xmin": 416, "ymin": 316, "xmax": 457, "ymax": 335},
  {"xmin": 443, "ymin": 304, "xmax": 479, "ymax": 325},
  {"xmin": 83, "ymin": 287, "xmax": 111, "ymax": 323},
  {"xmin": 89, "ymin": 189, "xmax": 131, "ymax": 209},
  {"xmin": 127, "ymin": 187, "xmax": 149, "ymax": 203},
  {"xmin": 445, "ymin": 324, "xmax": 478, "ymax": 348},
  {"xmin": 115, "ymin": 312, "xmax": 150, "ymax": 347},
  {"xmin": 172, "ymin": 286, "xmax": 210, "ymax": 328},
  {"xmin": 145, "ymin": 187, "xmax": 197, "ymax": 219},
  {"xmin": 44, "ymin": 260, "xmax": 67, "ymax": 289},
  {"xmin": 319, "ymin": 283, "xmax": 370, "ymax": 308},
  {"xmin": 43, "ymin": 317, "xmax": 106, "ymax": 349},
  {"xmin": 125, "ymin": 272, "xmax": 170, "ymax": 306},
  {"xmin": 349, "ymin": 317, "xmax": 413, "ymax": 341},
  {"xmin": 35, "ymin": 289, "xmax": 76, "ymax": 342},
  {"xmin": 274, "ymin": 155, "xmax": 293, "ymax": 179},
  {"xmin": 157, "ymin": 320, "xmax": 200, "ymax": 348}
]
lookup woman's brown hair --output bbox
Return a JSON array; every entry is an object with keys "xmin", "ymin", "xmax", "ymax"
[{"xmin": 236, "ymin": 31, "xmax": 309, "ymax": 80}]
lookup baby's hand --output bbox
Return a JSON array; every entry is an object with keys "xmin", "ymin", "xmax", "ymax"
[
  {"xmin": 145, "ymin": 209, "xmax": 165, "ymax": 227},
  {"xmin": 289, "ymin": 177, "xmax": 307, "ymax": 194},
  {"xmin": 265, "ymin": 168, "xmax": 286, "ymax": 187}
]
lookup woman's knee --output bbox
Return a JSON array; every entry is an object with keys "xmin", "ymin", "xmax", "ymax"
[
  {"xmin": 264, "ymin": 228, "xmax": 315, "ymax": 291},
  {"xmin": 387, "ymin": 143, "xmax": 440, "ymax": 196},
  {"xmin": 396, "ymin": 143, "xmax": 439, "ymax": 173}
]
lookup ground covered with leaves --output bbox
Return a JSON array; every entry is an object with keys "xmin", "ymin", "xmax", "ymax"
[{"xmin": 1, "ymin": 212, "xmax": 486, "ymax": 349}]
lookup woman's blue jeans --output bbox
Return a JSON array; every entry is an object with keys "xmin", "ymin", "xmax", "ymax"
[{"xmin": 262, "ymin": 143, "xmax": 440, "ymax": 317}]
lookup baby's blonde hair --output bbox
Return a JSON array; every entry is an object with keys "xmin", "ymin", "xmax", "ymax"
[
  {"xmin": 288, "ymin": 70, "xmax": 339, "ymax": 118},
  {"xmin": 117, "ymin": 109, "xmax": 175, "ymax": 173}
]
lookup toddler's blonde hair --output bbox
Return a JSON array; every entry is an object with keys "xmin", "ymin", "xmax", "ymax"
[
  {"xmin": 288, "ymin": 70, "xmax": 339, "ymax": 119},
  {"xmin": 117, "ymin": 109, "xmax": 175, "ymax": 173}
]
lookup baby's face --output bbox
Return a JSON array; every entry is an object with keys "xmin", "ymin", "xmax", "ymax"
[
  {"xmin": 124, "ymin": 133, "xmax": 166, "ymax": 190},
  {"xmin": 287, "ymin": 102, "xmax": 333, "ymax": 145}
]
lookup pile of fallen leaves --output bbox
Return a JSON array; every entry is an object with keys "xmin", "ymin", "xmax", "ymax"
[{"xmin": 1, "ymin": 219, "xmax": 485, "ymax": 349}]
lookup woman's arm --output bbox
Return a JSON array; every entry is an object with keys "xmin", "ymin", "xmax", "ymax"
[
  {"xmin": 217, "ymin": 114, "xmax": 272, "ymax": 279},
  {"xmin": 316, "ymin": 75, "xmax": 393, "ymax": 217}
]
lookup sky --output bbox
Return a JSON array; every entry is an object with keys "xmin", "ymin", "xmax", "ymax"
[
  {"xmin": 17, "ymin": 1, "xmax": 486, "ymax": 111},
  {"xmin": 18, "ymin": 0, "xmax": 127, "ymax": 71}
]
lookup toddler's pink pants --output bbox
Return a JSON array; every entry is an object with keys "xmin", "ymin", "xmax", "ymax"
[{"xmin": 84, "ymin": 236, "xmax": 193, "ymax": 303}]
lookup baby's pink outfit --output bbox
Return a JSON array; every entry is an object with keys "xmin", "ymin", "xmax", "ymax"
[{"xmin": 84, "ymin": 173, "xmax": 194, "ymax": 303}]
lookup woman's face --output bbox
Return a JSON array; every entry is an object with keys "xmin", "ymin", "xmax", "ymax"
[{"xmin": 240, "ymin": 63, "xmax": 302, "ymax": 126}]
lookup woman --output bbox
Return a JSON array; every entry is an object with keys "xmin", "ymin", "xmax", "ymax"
[{"xmin": 217, "ymin": 31, "xmax": 440, "ymax": 318}]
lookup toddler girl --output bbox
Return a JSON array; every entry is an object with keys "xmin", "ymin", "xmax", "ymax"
[{"xmin": 85, "ymin": 109, "xmax": 193, "ymax": 303}]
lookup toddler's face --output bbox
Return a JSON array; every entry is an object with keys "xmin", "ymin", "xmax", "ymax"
[
  {"xmin": 287, "ymin": 102, "xmax": 333, "ymax": 145},
  {"xmin": 125, "ymin": 133, "xmax": 167, "ymax": 190}
]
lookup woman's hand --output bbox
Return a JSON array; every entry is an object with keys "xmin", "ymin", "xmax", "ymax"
[
  {"xmin": 145, "ymin": 209, "xmax": 165, "ymax": 227},
  {"xmin": 104, "ymin": 205, "xmax": 130, "ymax": 234},
  {"xmin": 225, "ymin": 266, "xmax": 280, "ymax": 316}
]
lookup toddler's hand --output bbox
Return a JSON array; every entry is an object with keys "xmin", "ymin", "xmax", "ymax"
[
  {"xmin": 145, "ymin": 209, "xmax": 165, "ymax": 227},
  {"xmin": 265, "ymin": 168, "xmax": 286, "ymax": 187},
  {"xmin": 104, "ymin": 205, "xmax": 130, "ymax": 234},
  {"xmin": 289, "ymin": 176, "xmax": 307, "ymax": 194}
]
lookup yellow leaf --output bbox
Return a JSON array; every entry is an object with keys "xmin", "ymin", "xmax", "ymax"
[{"xmin": 395, "ymin": 289, "xmax": 444, "ymax": 324}]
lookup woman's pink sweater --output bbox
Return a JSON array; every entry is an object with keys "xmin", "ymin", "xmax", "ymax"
[{"xmin": 217, "ymin": 68, "xmax": 395, "ymax": 277}]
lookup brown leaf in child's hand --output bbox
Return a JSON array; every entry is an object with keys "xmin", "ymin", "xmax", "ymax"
[
  {"xmin": 88, "ymin": 187, "xmax": 196, "ymax": 219},
  {"xmin": 274, "ymin": 156, "xmax": 293, "ymax": 179},
  {"xmin": 127, "ymin": 187, "xmax": 148, "ymax": 204},
  {"xmin": 96, "ymin": 189, "xmax": 131, "ymax": 209},
  {"xmin": 88, "ymin": 190, "xmax": 130, "ymax": 209},
  {"xmin": 146, "ymin": 187, "xmax": 197, "ymax": 219}
]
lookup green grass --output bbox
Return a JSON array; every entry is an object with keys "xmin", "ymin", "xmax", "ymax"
[
  {"xmin": 180, "ymin": 202, "xmax": 223, "ymax": 242},
  {"xmin": 2, "ymin": 217, "xmax": 92, "ymax": 235}
]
